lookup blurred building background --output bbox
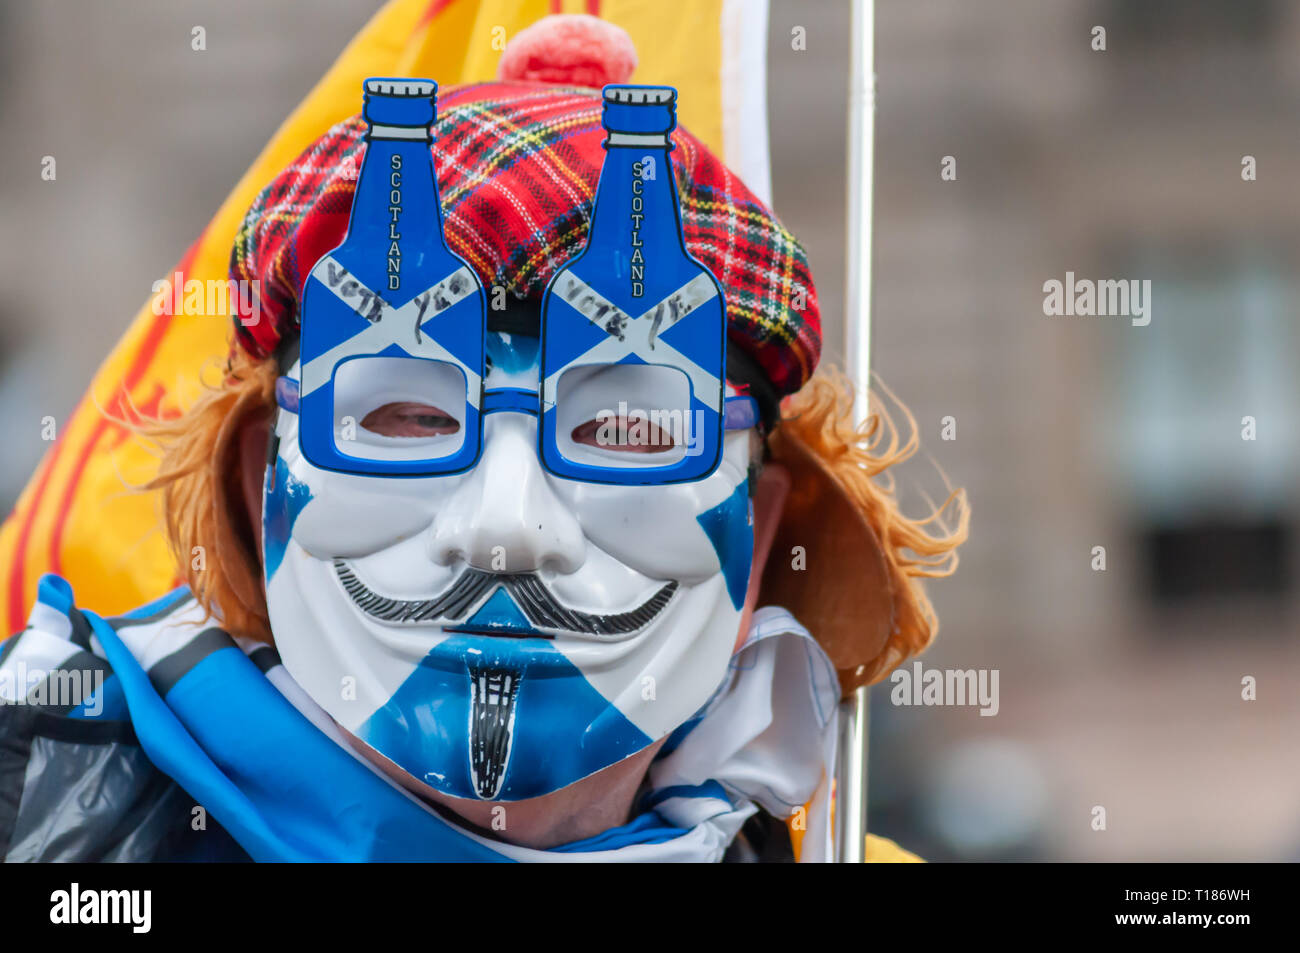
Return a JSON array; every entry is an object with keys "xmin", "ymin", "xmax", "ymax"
[{"xmin": 0, "ymin": 0, "xmax": 1296, "ymax": 860}]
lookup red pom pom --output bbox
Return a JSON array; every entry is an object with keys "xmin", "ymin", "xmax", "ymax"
[{"xmin": 497, "ymin": 14, "xmax": 637, "ymax": 88}]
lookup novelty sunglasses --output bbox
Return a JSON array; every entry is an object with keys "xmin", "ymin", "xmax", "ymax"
[{"xmin": 281, "ymin": 78, "xmax": 758, "ymax": 486}]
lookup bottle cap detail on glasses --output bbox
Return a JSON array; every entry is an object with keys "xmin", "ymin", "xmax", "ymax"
[{"xmin": 362, "ymin": 78, "xmax": 437, "ymax": 138}]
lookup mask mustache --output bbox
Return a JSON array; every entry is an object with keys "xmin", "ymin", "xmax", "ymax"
[{"xmin": 334, "ymin": 559, "xmax": 677, "ymax": 637}]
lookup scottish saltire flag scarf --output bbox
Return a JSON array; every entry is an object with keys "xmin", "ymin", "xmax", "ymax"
[{"xmin": 2, "ymin": 576, "xmax": 837, "ymax": 862}]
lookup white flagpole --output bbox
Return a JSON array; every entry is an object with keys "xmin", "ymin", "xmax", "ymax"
[{"xmin": 835, "ymin": 0, "xmax": 876, "ymax": 865}]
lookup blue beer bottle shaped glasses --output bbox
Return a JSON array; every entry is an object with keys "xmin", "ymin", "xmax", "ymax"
[{"xmin": 290, "ymin": 78, "xmax": 759, "ymax": 486}]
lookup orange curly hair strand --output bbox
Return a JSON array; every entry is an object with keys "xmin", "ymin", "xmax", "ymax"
[
  {"xmin": 774, "ymin": 368, "xmax": 971, "ymax": 687},
  {"xmin": 135, "ymin": 351, "xmax": 278, "ymax": 642}
]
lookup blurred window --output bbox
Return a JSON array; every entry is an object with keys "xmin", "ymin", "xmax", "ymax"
[
  {"xmin": 1104, "ymin": 0, "xmax": 1281, "ymax": 45},
  {"xmin": 1098, "ymin": 0, "xmax": 1285, "ymax": 107},
  {"xmin": 1104, "ymin": 245, "xmax": 1298, "ymax": 603}
]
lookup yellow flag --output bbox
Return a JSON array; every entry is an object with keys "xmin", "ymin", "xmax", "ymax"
[{"xmin": 0, "ymin": 0, "xmax": 769, "ymax": 630}]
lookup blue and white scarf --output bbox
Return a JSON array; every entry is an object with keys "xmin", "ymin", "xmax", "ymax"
[{"xmin": 1, "ymin": 576, "xmax": 838, "ymax": 862}]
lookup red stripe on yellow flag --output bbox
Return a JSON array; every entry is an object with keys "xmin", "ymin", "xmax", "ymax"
[{"xmin": 0, "ymin": 0, "xmax": 733, "ymax": 630}]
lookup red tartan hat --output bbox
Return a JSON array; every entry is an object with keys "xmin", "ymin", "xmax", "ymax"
[{"xmin": 229, "ymin": 80, "xmax": 821, "ymax": 401}]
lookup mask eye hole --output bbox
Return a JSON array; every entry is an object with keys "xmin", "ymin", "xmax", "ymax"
[
  {"xmin": 552, "ymin": 362, "xmax": 693, "ymax": 469},
  {"xmin": 331, "ymin": 356, "xmax": 468, "ymax": 461},
  {"xmin": 361, "ymin": 402, "xmax": 460, "ymax": 438},
  {"xmin": 571, "ymin": 414, "xmax": 677, "ymax": 453}
]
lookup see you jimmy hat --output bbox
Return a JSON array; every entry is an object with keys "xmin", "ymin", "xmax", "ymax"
[{"xmin": 229, "ymin": 50, "xmax": 821, "ymax": 424}]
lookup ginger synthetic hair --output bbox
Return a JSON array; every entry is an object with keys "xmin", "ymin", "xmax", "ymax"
[
  {"xmin": 121, "ymin": 349, "xmax": 965, "ymax": 678},
  {"xmin": 776, "ymin": 367, "xmax": 971, "ymax": 686},
  {"xmin": 132, "ymin": 349, "xmax": 279, "ymax": 642}
]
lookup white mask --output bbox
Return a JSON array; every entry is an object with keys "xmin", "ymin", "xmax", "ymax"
[
  {"xmin": 264, "ymin": 78, "xmax": 760, "ymax": 801},
  {"xmin": 263, "ymin": 334, "xmax": 755, "ymax": 801}
]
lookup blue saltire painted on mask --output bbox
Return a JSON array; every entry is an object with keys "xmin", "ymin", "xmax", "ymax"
[
  {"xmin": 456, "ymin": 586, "xmax": 542, "ymax": 635},
  {"xmin": 486, "ymin": 330, "xmax": 540, "ymax": 376},
  {"xmin": 263, "ymin": 458, "xmax": 313, "ymax": 582},
  {"xmin": 358, "ymin": 631, "xmax": 652, "ymax": 801},
  {"xmin": 695, "ymin": 481, "xmax": 754, "ymax": 610},
  {"xmin": 81, "ymin": 609, "xmax": 511, "ymax": 861}
]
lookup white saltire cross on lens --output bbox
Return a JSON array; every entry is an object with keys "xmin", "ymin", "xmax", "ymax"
[
  {"xmin": 542, "ymin": 271, "xmax": 722, "ymax": 405},
  {"xmin": 301, "ymin": 256, "xmax": 483, "ymax": 405}
]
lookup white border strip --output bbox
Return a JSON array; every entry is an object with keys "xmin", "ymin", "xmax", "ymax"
[{"xmin": 720, "ymin": 0, "xmax": 773, "ymax": 207}]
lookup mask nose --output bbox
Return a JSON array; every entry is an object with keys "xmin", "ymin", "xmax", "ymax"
[{"xmin": 426, "ymin": 413, "xmax": 586, "ymax": 574}]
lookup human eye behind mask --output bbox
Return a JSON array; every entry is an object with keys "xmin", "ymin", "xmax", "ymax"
[
  {"xmin": 569, "ymin": 414, "xmax": 676, "ymax": 454},
  {"xmin": 361, "ymin": 401, "xmax": 459, "ymax": 438},
  {"xmin": 331, "ymin": 355, "xmax": 467, "ymax": 461},
  {"xmin": 554, "ymin": 362, "xmax": 694, "ymax": 466}
]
